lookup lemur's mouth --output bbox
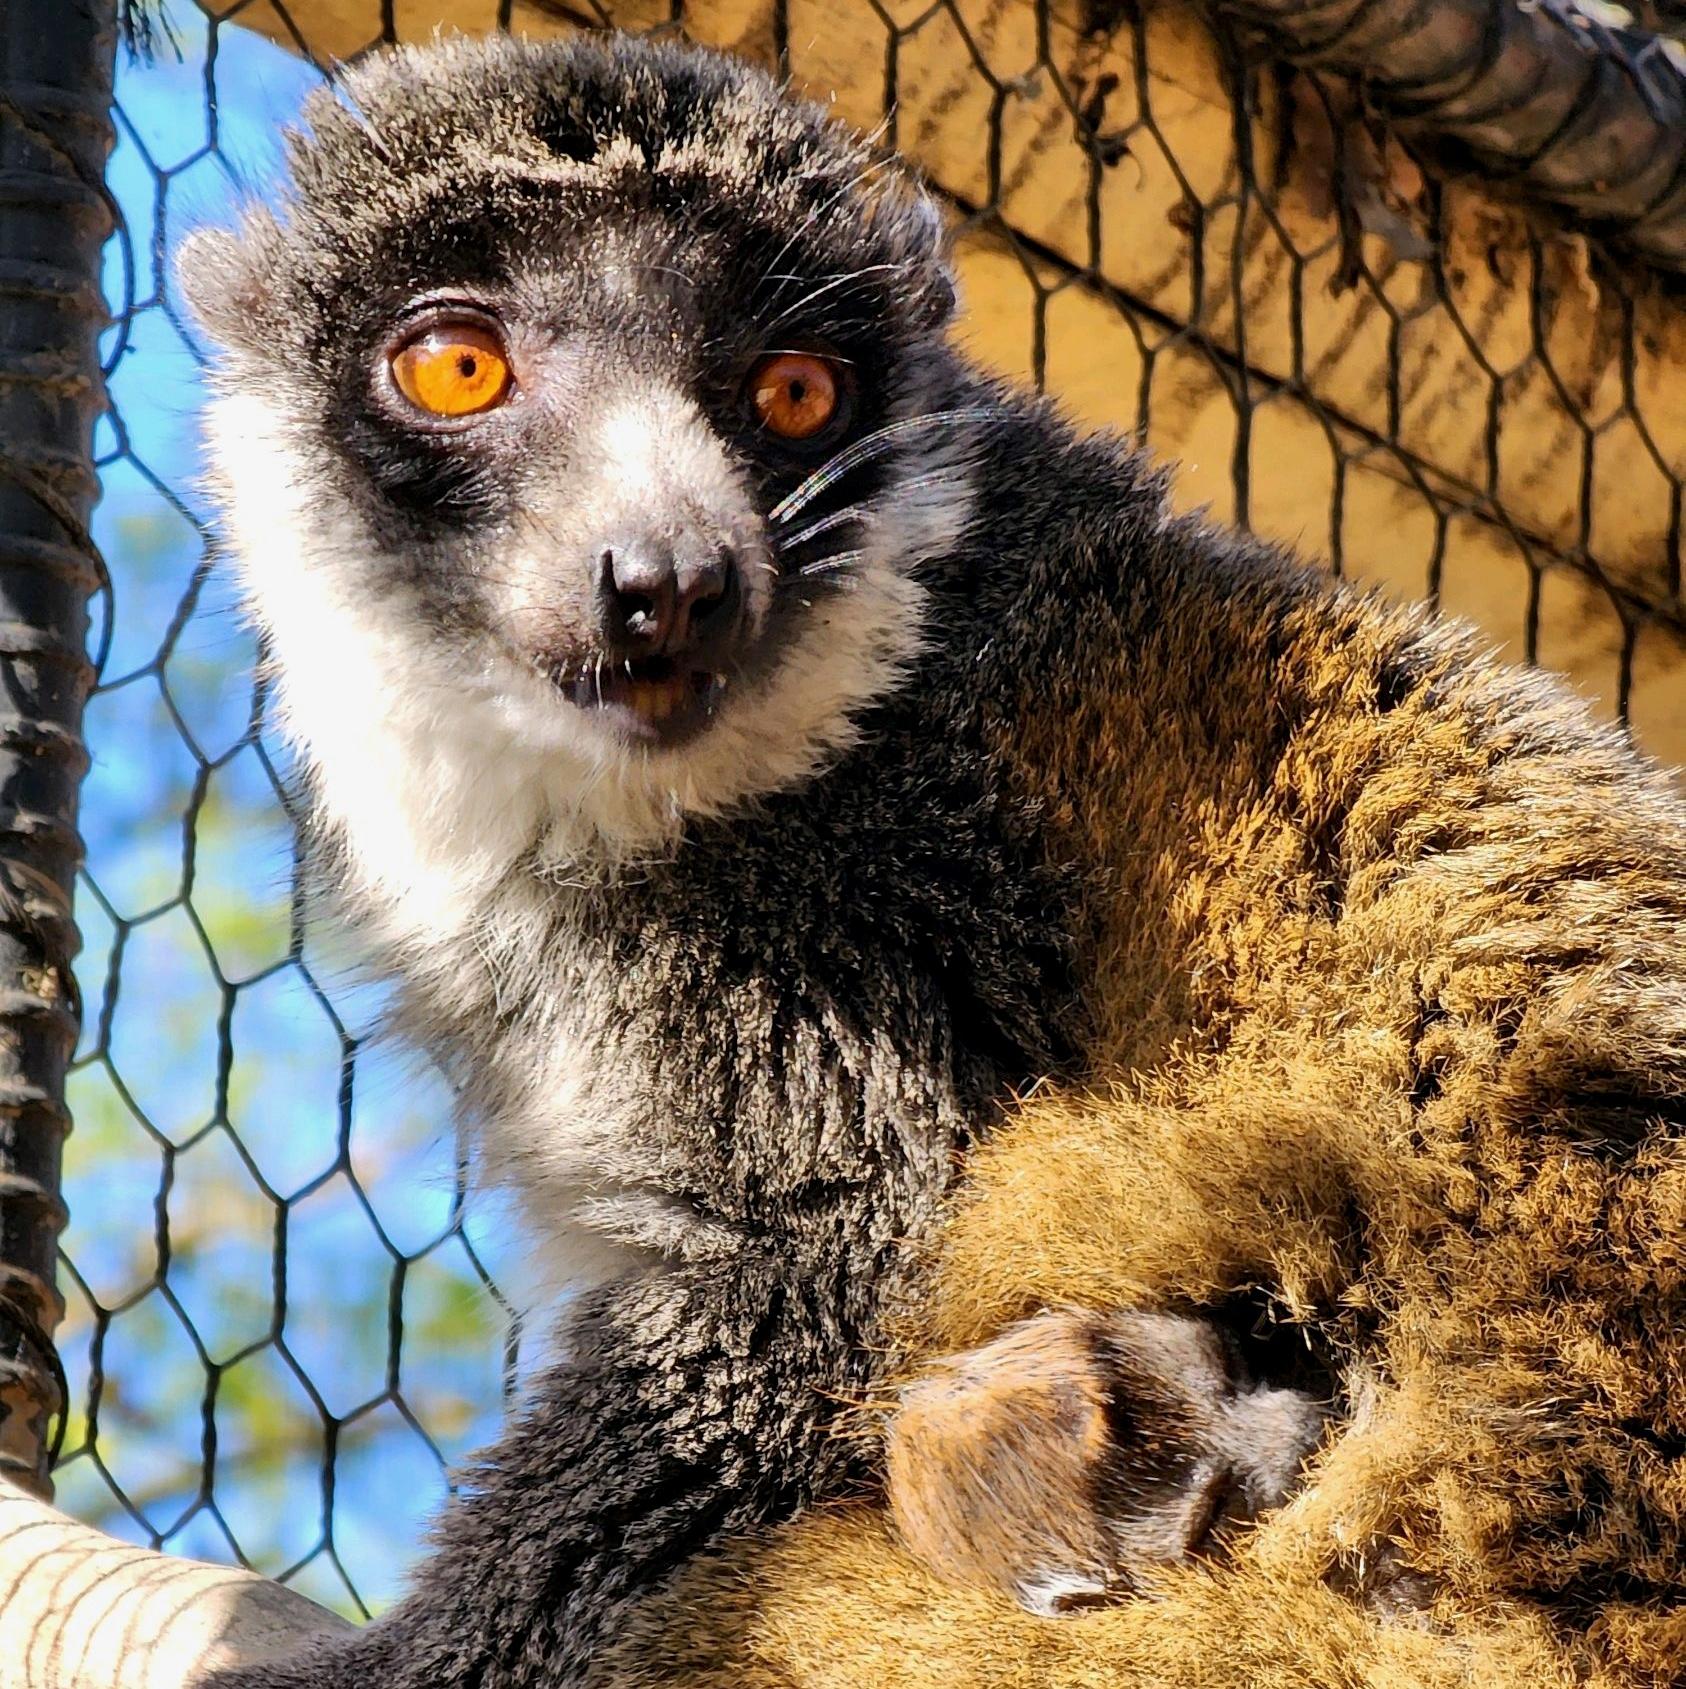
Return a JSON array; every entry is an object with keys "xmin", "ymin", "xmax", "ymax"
[{"xmin": 559, "ymin": 656, "xmax": 728, "ymax": 745}]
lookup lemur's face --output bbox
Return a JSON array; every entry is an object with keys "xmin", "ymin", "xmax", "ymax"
[{"xmin": 179, "ymin": 35, "xmax": 972, "ymax": 874}]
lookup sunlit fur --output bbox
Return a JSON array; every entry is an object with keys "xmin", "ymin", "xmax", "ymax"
[{"xmin": 183, "ymin": 30, "xmax": 1686, "ymax": 1689}]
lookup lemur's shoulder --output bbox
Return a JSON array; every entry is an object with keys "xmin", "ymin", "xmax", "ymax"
[{"xmin": 938, "ymin": 390, "xmax": 1684, "ymax": 1075}]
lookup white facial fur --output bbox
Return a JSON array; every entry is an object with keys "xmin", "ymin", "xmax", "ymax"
[
  {"xmin": 203, "ymin": 385, "xmax": 964, "ymax": 935},
  {"xmin": 200, "ymin": 380, "xmax": 973, "ymax": 1299}
]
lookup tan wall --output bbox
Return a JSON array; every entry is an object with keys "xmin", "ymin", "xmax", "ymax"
[{"xmin": 236, "ymin": 0, "xmax": 1686, "ymax": 771}]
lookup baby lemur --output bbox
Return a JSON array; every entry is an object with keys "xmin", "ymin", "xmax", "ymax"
[{"xmin": 179, "ymin": 30, "xmax": 1686, "ymax": 1689}]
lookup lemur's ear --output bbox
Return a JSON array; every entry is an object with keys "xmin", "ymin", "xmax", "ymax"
[
  {"xmin": 911, "ymin": 191, "xmax": 959, "ymax": 329},
  {"xmin": 172, "ymin": 214, "xmax": 283, "ymax": 354},
  {"xmin": 860, "ymin": 164, "xmax": 957, "ymax": 329}
]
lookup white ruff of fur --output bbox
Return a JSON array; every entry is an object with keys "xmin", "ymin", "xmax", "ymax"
[
  {"xmin": 199, "ymin": 386, "xmax": 974, "ymax": 1297},
  {"xmin": 202, "ymin": 389, "xmax": 969, "ymax": 937}
]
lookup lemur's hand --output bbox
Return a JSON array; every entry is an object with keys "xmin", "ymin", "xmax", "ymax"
[{"xmin": 885, "ymin": 1308, "xmax": 1328, "ymax": 1616}]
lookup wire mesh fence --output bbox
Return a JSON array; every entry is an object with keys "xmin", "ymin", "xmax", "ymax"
[
  {"xmin": 50, "ymin": 0, "xmax": 1686, "ymax": 1620},
  {"xmin": 53, "ymin": 24, "xmax": 521, "ymax": 1615}
]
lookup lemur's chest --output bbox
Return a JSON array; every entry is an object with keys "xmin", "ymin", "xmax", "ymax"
[{"xmin": 387, "ymin": 862, "xmax": 986, "ymax": 1280}]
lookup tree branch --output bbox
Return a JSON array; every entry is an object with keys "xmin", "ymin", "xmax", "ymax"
[{"xmin": 0, "ymin": 1477, "xmax": 352, "ymax": 1689}]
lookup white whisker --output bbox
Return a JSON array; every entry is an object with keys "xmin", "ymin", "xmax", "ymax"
[
  {"xmin": 755, "ymin": 264, "xmax": 901, "ymax": 340},
  {"xmin": 768, "ymin": 406, "xmax": 1000, "ymax": 527},
  {"xmin": 773, "ymin": 503, "xmax": 875, "ymax": 554},
  {"xmin": 786, "ymin": 549, "xmax": 867, "ymax": 580}
]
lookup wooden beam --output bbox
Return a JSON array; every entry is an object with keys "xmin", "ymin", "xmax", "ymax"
[{"xmin": 0, "ymin": 1477, "xmax": 348, "ymax": 1689}]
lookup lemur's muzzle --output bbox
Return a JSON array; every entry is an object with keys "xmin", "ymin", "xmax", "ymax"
[
  {"xmin": 548, "ymin": 529, "xmax": 748, "ymax": 744},
  {"xmin": 596, "ymin": 534, "xmax": 743, "ymax": 657}
]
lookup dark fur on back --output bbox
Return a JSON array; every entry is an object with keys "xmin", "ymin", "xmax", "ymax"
[{"xmin": 181, "ymin": 31, "xmax": 1686, "ymax": 1689}]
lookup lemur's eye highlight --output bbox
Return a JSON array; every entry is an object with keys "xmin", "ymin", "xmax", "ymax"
[
  {"xmin": 747, "ymin": 352, "xmax": 841, "ymax": 441},
  {"xmin": 390, "ymin": 322, "xmax": 512, "ymax": 418}
]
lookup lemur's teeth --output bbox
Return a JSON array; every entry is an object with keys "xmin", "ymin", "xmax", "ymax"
[{"xmin": 626, "ymin": 676, "xmax": 688, "ymax": 722}]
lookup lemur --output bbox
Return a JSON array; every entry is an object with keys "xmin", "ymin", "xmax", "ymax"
[{"xmin": 177, "ymin": 31, "xmax": 1686, "ymax": 1689}]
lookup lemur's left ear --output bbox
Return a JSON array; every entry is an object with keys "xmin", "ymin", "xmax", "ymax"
[
  {"xmin": 859, "ymin": 160, "xmax": 958, "ymax": 328},
  {"xmin": 172, "ymin": 212, "xmax": 285, "ymax": 356},
  {"xmin": 910, "ymin": 190, "xmax": 959, "ymax": 329}
]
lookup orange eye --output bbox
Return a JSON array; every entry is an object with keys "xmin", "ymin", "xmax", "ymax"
[
  {"xmin": 748, "ymin": 352, "xmax": 841, "ymax": 441},
  {"xmin": 390, "ymin": 321, "xmax": 512, "ymax": 418}
]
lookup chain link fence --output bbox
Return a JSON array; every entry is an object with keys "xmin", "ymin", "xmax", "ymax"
[{"xmin": 50, "ymin": 0, "xmax": 1686, "ymax": 1619}]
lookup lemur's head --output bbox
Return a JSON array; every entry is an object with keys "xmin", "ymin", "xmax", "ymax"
[{"xmin": 179, "ymin": 33, "xmax": 973, "ymax": 902}]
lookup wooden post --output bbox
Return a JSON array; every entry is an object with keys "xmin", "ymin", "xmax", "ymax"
[{"xmin": 0, "ymin": 1477, "xmax": 352, "ymax": 1687}]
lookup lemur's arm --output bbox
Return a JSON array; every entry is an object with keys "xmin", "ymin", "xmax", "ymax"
[{"xmin": 205, "ymin": 1256, "xmax": 859, "ymax": 1689}]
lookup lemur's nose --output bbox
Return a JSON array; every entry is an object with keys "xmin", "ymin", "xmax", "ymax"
[{"xmin": 599, "ymin": 539, "xmax": 738, "ymax": 653}]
